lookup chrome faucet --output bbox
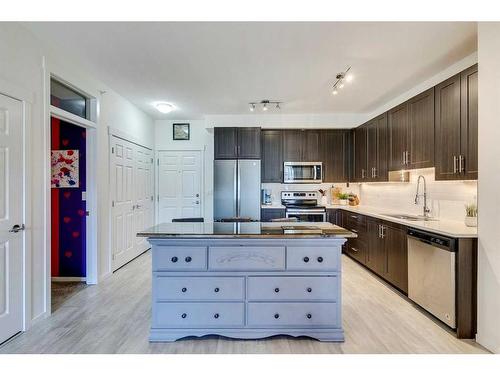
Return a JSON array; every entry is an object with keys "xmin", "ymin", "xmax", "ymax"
[{"xmin": 415, "ymin": 175, "xmax": 431, "ymax": 218}]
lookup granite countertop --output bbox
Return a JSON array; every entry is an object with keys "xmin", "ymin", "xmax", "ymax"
[
  {"xmin": 138, "ymin": 222, "xmax": 357, "ymax": 239},
  {"xmin": 261, "ymin": 204, "xmax": 477, "ymax": 238}
]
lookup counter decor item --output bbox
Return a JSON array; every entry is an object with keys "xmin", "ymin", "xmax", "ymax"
[
  {"xmin": 338, "ymin": 193, "xmax": 349, "ymax": 206},
  {"xmin": 348, "ymin": 193, "xmax": 360, "ymax": 206},
  {"xmin": 464, "ymin": 203, "xmax": 478, "ymax": 227},
  {"xmin": 331, "ymin": 186, "xmax": 342, "ymax": 204},
  {"xmin": 318, "ymin": 189, "xmax": 328, "ymax": 206}
]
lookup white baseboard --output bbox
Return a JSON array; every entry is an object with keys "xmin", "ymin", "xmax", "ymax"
[{"xmin": 51, "ymin": 277, "xmax": 86, "ymax": 282}]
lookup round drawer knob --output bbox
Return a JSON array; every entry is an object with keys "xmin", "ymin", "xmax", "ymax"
[
  {"xmin": 181, "ymin": 287, "xmax": 187, "ymax": 293},
  {"xmin": 181, "ymin": 313, "xmax": 187, "ymax": 319},
  {"xmin": 303, "ymin": 256, "xmax": 310, "ymax": 263},
  {"xmin": 306, "ymin": 313, "xmax": 312, "ymax": 319},
  {"xmin": 274, "ymin": 288, "xmax": 280, "ymax": 293},
  {"xmin": 214, "ymin": 287, "xmax": 220, "ymax": 293},
  {"xmin": 307, "ymin": 287, "xmax": 312, "ymax": 293},
  {"xmin": 317, "ymin": 257, "xmax": 324, "ymax": 263},
  {"xmin": 185, "ymin": 256, "xmax": 192, "ymax": 263},
  {"xmin": 274, "ymin": 313, "xmax": 280, "ymax": 319},
  {"xmin": 214, "ymin": 313, "xmax": 220, "ymax": 319},
  {"xmin": 171, "ymin": 256, "xmax": 178, "ymax": 263}
]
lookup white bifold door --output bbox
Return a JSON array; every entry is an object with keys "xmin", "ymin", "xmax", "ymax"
[
  {"xmin": 158, "ymin": 151, "xmax": 202, "ymax": 223},
  {"xmin": 110, "ymin": 136, "xmax": 154, "ymax": 271},
  {"xmin": 0, "ymin": 94, "xmax": 24, "ymax": 344}
]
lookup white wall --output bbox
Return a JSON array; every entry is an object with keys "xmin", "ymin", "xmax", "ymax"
[
  {"xmin": 155, "ymin": 120, "xmax": 214, "ymax": 221},
  {"xmin": 476, "ymin": 23, "xmax": 500, "ymax": 354},
  {"xmin": 0, "ymin": 23, "xmax": 154, "ymax": 325}
]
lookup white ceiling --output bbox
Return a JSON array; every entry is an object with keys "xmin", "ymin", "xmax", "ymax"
[{"xmin": 23, "ymin": 22, "xmax": 477, "ymax": 120}]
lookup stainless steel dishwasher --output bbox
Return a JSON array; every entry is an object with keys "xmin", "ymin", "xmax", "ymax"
[{"xmin": 407, "ymin": 228, "xmax": 457, "ymax": 328}]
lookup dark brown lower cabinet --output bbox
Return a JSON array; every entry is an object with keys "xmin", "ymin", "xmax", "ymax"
[
  {"xmin": 382, "ymin": 223, "xmax": 408, "ymax": 293},
  {"xmin": 260, "ymin": 209, "xmax": 285, "ymax": 222}
]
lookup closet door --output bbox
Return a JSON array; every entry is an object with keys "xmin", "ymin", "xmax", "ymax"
[{"xmin": 134, "ymin": 145, "xmax": 154, "ymax": 256}]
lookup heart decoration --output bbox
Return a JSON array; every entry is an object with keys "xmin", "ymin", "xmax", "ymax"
[
  {"xmin": 62, "ymin": 139, "xmax": 69, "ymax": 146},
  {"xmin": 72, "ymin": 231, "xmax": 80, "ymax": 238},
  {"xmin": 63, "ymin": 216, "xmax": 71, "ymax": 224},
  {"xmin": 64, "ymin": 250, "xmax": 72, "ymax": 258},
  {"xmin": 63, "ymin": 191, "xmax": 71, "ymax": 199},
  {"xmin": 77, "ymin": 209, "xmax": 85, "ymax": 217}
]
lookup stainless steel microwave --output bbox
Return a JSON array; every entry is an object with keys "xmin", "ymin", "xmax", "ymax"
[{"xmin": 283, "ymin": 162, "xmax": 323, "ymax": 184}]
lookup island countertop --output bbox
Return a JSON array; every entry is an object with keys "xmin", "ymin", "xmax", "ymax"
[{"xmin": 138, "ymin": 221, "xmax": 356, "ymax": 239}]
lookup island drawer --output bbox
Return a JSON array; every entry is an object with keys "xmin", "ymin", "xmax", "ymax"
[
  {"xmin": 208, "ymin": 246, "xmax": 285, "ymax": 271},
  {"xmin": 154, "ymin": 276, "xmax": 245, "ymax": 301},
  {"xmin": 247, "ymin": 302, "xmax": 339, "ymax": 327},
  {"xmin": 286, "ymin": 247, "xmax": 340, "ymax": 271},
  {"xmin": 153, "ymin": 302, "xmax": 245, "ymax": 328},
  {"xmin": 152, "ymin": 246, "xmax": 207, "ymax": 271},
  {"xmin": 247, "ymin": 276, "xmax": 338, "ymax": 301}
]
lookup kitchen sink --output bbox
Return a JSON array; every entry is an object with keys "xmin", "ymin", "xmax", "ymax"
[{"xmin": 384, "ymin": 214, "xmax": 438, "ymax": 221}]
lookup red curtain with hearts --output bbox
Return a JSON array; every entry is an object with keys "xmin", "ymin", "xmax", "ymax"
[{"xmin": 51, "ymin": 117, "xmax": 87, "ymax": 277}]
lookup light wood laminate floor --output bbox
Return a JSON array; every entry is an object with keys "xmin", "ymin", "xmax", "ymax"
[{"xmin": 0, "ymin": 251, "xmax": 488, "ymax": 354}]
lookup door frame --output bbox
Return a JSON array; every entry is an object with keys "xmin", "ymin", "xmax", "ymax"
[
  {"xmin": 108, "ymin": 127, "xmax": 154, "ymax": 271},
  {"xmin": 155, "ymin": 149, "xmax": 205, "ymax": 224},
  {"xmin": 43, "ymin": 70, "xmax": 99, "ymax": 318},
  {"xmin": 0, "ymin": 79, "xmax": 33, "ymax": 333}
]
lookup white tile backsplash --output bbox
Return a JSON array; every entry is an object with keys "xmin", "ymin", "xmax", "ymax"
[{"xmin": 262, "ymin": 168, "xmax": 477, "ymax": 221}]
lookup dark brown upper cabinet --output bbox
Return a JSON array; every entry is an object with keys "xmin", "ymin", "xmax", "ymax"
[
  {"xmin": 435, "ymin": 64, "xmax": 477, "ymax": 180},
  {"xmin": 388, "ymin": 88, "xmax": 435, "ymax": 171},
  {"xmin": 320, "ymin": 130, "xmax": 350, "ymax": 183},
  {"xmin": 261, "ymin": 130, "xmax": 283, "ymax": 183},
  {"xmin": 283, "ymin": 130, "xmax": 320, "ymax": 163},
  {"xmin": 407, "ymin": 88, "xmax": 435, "ymax": 169},
  {"xmin": 353, "ymin": 125, "xmax": 367, "ymax": 181},
  {"xmin": 366, "ymin": 113, "xmax": 388, "ymax": 182},
  {"xmin": 214, "ymin": 127, "xmax": 261, "ymax": 159}
]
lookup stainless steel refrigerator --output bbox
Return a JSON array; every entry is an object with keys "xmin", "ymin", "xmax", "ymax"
[{"xmin": 214, "ymin": 160, "xmax": 261, "ymax": 221}]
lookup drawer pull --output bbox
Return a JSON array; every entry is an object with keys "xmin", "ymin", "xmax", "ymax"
[
  {"xmin": 306, "ymin": 313, "xmax": 312, "ymax": 319},
  {"xmin": 274, "ymin": 313, "xmax": 280, "ymax": 319},
  {"xmin": 214, "ymin": 287, "xmax": 220, "ymax": 293},
  {"xmin": 303, "ymin": 256, "xmax": 310, "ymax": 263},
  {"xmin": 181, "ymin": 313, "xmax": 187, "ymax": 319},
  {"xmin": 351, "ymin": 229, "xmax": 358, "ymax": 233},
  {"xmin": 317, "ymin": 257, "xmax": 323, "ymax": 263},
  {"xmin": 185, "ymin": 256, "xmax": 192, "ymax": 263},
  {"xmin": 350, "ymin": 215, "xmax": 358, "ymax": 219},
  {"xmin": 181, "ymin": 287, "xmax": 187, "ymax": 293},
  {"xmin": 214, "ymin": 313, "xmax": 220, "ymax": 319},
  {"xmin": 274, "ymin": 287, "xmax": 280, "ymax": 293},
  {"xmin": 307, "ymin": 287, "xmax": 312, "ymax": 293},
  {"xmin": 171, "ymin": 256, "xmax": 178, "ymax": 263},
  {"xmin": 351, "ymin": 247, "xmax": 359, "ymax": 253}
]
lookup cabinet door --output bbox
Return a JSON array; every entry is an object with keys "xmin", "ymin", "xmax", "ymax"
[
  {"xmin": 261, "ymin": 130, "xmax": 283, "ymax": 182},
  {"xmin": 366, "ymin": 218, "xmax": 384, "ymax": 274},
  {"xmin": 303, "ymin": 130, "xmax": 320, "ymax": 162},
  {"xmin": 366, "ymin": 120, "xmax": 377, "ymax": 181},
  {"xmin": 460, "ymin": 65, "xmax": 478, "ymax": 180},
  {"xmin": 435, "ymin": 74, "xmax": 462, "ymax": 180},
  {"xmin": 327, "ymin": 209, "xmax": 341, "ymax": 225},
  {"xmin": 214, "ymin": 127, "xmax": 238, "ymax": 159},
  {"xmin": 383, "ymin": 224, "xmax": 408, "ymax": 294},
  {"xmin": 283, "ymin": 130, "xmax": 303, "ymax": 162},
  {"xmin": 237, "ymin": 127, "xmax": 261, "ymax": 159},
  {"xmin": 354, "ymin": 126, "xmax": 367, "ymax": 181},
  {"xmin": 388, "ymin": 102, "xmax": 408, "ymax": 171},
  {"xmin": 375, "ymin": 113, "xmax": 388, "ymax": 181},
  {"xmin": 321, "ymin": 130, "xmax": 348, "ymax": 182},
  {"xmin": 408, "ymin": 88, "xmax": 435, "ymax": 169}
]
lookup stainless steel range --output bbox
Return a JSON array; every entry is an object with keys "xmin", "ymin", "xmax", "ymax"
[{"xmin": 281, "ymin": 191, "xmax": 327, "ymax": 222}]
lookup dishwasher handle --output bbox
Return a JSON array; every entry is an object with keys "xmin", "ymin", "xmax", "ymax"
[{"xmin": 407, "ymin": 228, "xmax": 456, "ymax": 252}]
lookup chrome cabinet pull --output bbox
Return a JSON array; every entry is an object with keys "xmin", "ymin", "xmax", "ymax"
[
  {"xmin": 307, "ymin": 287, "xmax": 312, "ymax": 293},
  {"xmin": 381, "ymin": 225, "xmax": 385, "ymax": 239},
  {"xmin": 453, "ymin": 155, "xmax": 458, "ymax": 174},
  {"xmin": 274, "ymin": 313, "xmax": 280, "ymax": 319},
  {"xmin": 361, "ymin": 168, "xmax": 365, "ymax": 179},
  {"xmin": 378, "ymin": 224, "xmax": 381, "ymax": 238},
  {"xmin": 274, "ymin": 288, "xmax": 280, "ymax": 293},
  {"xmin": 306, "ymin": 313, "xmax": 312, "ymax": 319},
  {"xmin": 214, "ymin": 313, "xmax": 220, "ymax": 319},
  {"xmin": 9, "ymin": 224, "xmax": 25, "ymax": 233},
  {"xmin": 351, "ymin": 247, "xmax": 359, "ymax": 252},
  {"xmin": 459, "ymin": 155, "xmax": 464, "ymax": 173},
  {"xmin": 405, "ymin": 151, "xmax": 410, "ymax": 165},
  {"xmin": 214, "ymin": 287, "xmax": 220, "ymax": 293},
  {"xmin": 181, "ymin": 287, "xmax": 187, "ymax": 293},
  {"xmin": 402, "ymin": 151, "xmax": 405, "ymax": 165}
]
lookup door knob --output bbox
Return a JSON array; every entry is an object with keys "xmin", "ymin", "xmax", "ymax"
[
  {"xmin": 9, "ymin": 224, "xmax": 25, "ymax": 233},
  {"xmin": 196, "ymin": 193, "xmax": 200, "ymax": 197}
]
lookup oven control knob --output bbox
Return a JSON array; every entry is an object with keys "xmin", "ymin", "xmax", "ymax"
[{"xmin": 171, "ymin": 256, "xmax": 178, "ymax": 263}]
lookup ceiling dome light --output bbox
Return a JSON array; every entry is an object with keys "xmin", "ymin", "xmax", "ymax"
[{"xmin": 155, "ymin": 102, "xmax": 174, "ymax": 114}]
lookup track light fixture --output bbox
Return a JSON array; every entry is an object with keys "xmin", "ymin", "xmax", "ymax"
[
  {"xmin": 332, "ymin": 67, "xmax": 353, "ymax": 96},
  {"xmin": 248, "ymin": 100, "xmax": 282, "ymax": 112}
]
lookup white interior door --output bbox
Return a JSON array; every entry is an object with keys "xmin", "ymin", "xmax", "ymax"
[
  {"xmin": 0, "ymin": 93, "xmax": 24, "ymax": 344},
  {"xmin": 158, "ymin": 151, "xmax": 202, "ymax": 223},
  {"xmin": 111, "ymin": 135, "xmax": 153, "ymax": 271}
]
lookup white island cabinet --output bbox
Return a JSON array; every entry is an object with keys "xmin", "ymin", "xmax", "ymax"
[{"xmin": 138, "ymin": 222, "xmax": 355, "ymax": 342}]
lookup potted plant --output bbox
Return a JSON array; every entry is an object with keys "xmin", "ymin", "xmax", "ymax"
[
  {"xmin": 338, "ymin": 193, "xmax": 350, "ymax": 206},
  {"xmin": 464, "ymin": 203, "xmax": 478, "ymax": 227}
]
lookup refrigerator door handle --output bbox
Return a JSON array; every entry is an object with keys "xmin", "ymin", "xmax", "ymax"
[
  {"xmin": 237, "ymin": 161, "xmax": 241, "ymax": 217},
  {"xmin": 234, "ymin": 161, "xmax": 238, "ymax": 217}
]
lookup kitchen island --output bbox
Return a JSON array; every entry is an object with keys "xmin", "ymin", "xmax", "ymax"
[{"xmin": 138, "ymin": 222, "xmax": 356, "ymax": 342}]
